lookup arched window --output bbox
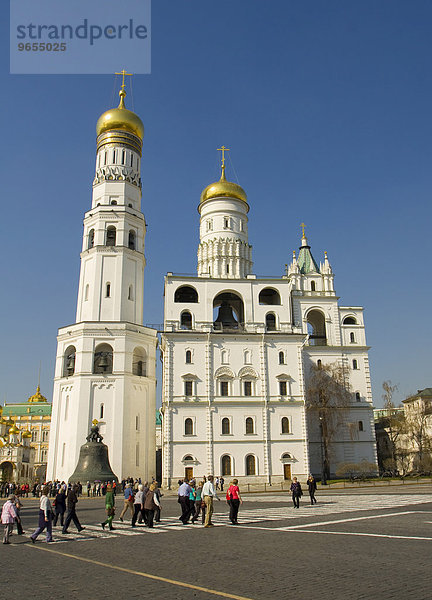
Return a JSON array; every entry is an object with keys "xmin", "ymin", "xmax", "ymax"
[
  {"xmin": 317, "ymin": 359, "xmax": 322, "ymax": 369},
  {"xmin": 244, "ymin": 350, "xmax": 251, "ymax": 364},
  {"xmin": 343, "ymin": 316, "xmax": 357, "ymax": 325},
  {"xmin": 133, "ymin": 347, "xmax": 147, "ymax": 376},
  {"xmin": 281, "ymin": 417, "xmax": 290, "ymax": 434},
  {"xmin": 221, "ymin": 350, "xmax": 229, "ymax": 364},
  {"xmin": 84, "ymin": 284, "xmax": 89, "ymax": 301},
  {"xmin": 110, "ymin": 200, "xmax": 117, "ymax": 205},
  {"xmin": 180, "ymin": 311, "xmax": 192, "ymax": 330},
  {"xmin": 93, "ymin": 343, "xmax": 113, "ymax": 374},
  {"xmin": 128, "ymin": 230, "xmax": 136, "ymax": 250},
  {"xmin": 266, "ymin": 313, "xmax": 276, "ymax": 331},
  {"xmin": 259, "ymin": 288, "xmax": 281, "ymax": 305},
  {"xmin": 355, "ymin": 392, "xmax": 361, "ymax": 402},
  {"xmin": 245, "ymin": 417, "xmax": 254, "ymax": 434},
  {"xmin": 213, "ymin": 291, "xmax": 244, "ymax": 330},
  {"xmin": 106, "ymin": 226, "xmax": 116, "ymax": 246},
  {"xmin": 106, "ymin": 283, "xmax": 111, "ymax": 298},
  {"xmin": 279, "ymin": 351, "xmax": 285, "ymax": 365},
  {"xmin": 175, "ymin": 286, "xmax": 199, "ymax": 303},
  {"xmin": 185, "ymin": 350, "xmax": 192, "ymax": 364},
  {"xmin": 128, "ymin": 285, "xmax": 133, "ymax": 301},
  {"xmin": 63, "ymin": 346, "xmax": 76, "ymax": 377},
  {"xmin": 358, "ymin": 421, "xmax": 364, "ymax": 432},
  {"xmin": 307, "ymin": 310, "xmax": 326, "ymax": 346},
  {"xmin": 352, "ymin": 359, "xmax": 358, "ymax": 370},
  {"xmin": 222, "ymin": 418, "xmax": 230, "ymax": 435},
  {"xmin": 350, "ymin": 332, "xmax": 355, "ymax": 343},
  {"xmin": 184, "ymin": 418, "xmax": 193, "ymax": 435},
  {"xmin": 100, "ymin": 404, "xmax": 104, "ymax": 419},
  {"xmin": 311, "ymin": 281, "xmax": 316, "ymax": 291},
  {"xmin": 183, "ymin": 454, "xmax": 193, "ymax": 461},
  {"xmin": 221, "ymin": 455, "xmax": 232, "ymax": 476},
  {"xmin": 246, "ymin": 455, "xmax": 256, "ymax": 476},
  {"xmin": 88, "ymin": 229, "xmax": 95, "ymax": 249}
]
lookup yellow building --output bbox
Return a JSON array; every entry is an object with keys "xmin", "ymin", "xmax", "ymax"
[{"xmin": 1, "ymin": 386, "xmax": 52, "ymax": 481}]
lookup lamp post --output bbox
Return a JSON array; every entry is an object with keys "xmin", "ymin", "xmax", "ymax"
[{"xmin": 319, "ymin": 415, "xmax": 327, "ymax": 485}]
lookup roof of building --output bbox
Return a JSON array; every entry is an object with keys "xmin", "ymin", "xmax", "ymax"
[
  {"xmin": 403, "ymin": 388, "xmax": 432, "ymax": 403},
  {"xmin": 2, "ymin": 403, "xmax": 52, "ymax": 416},
  {"xmin": 297, "ymin": 235, "xmax": 320, "ymax": 274}
]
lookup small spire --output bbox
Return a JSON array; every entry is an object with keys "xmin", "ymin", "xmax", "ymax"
[
  {"xmin": 300, "ymin": 222, "xmax": 308, "ymax": 246},
  {"xmin": 115, "ymin": 69, "xmax": 133, "ymax": 109},
  {"xmin": 217, "ymin": 146, "xmax": 230, "ymax": 180}
]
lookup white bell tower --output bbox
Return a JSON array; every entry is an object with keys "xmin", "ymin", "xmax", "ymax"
[
  {"xmin": 47, "ymin": 75, "xmax": 157, "ymax": 483},
  {"xmin": 197, "ymin": 147, "xmax": 253, "ymax": 278}
]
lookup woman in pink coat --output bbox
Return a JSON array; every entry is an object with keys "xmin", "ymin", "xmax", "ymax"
[{"xmin": 1, "ymin": 496, "xmax": 18, "ymax": 544}]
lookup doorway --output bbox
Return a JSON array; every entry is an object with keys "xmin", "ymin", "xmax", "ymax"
[
  {"xmin": 185, "ymin": 467, "xmax": 193, "ymax": 480},
  {"xmin": 283, "ymin": 464, "xmax": 291, "ymax": 480}
]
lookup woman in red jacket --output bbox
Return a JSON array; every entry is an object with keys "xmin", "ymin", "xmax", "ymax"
[{"xmin": 226, "ymin": 479, "xmax": 243, "ymax": 525}]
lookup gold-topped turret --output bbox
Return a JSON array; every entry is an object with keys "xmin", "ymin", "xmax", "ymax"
[
  {"xmin": 200, "ymin": 147, "xmax": 248, "ymax": 207},
  {"xmin": 96, "ymin": 71, "xmax": 144, "ymax": 140},
  {"xmin": 28, "ymin": 385, "xmax": 48, "ymax": 404}
]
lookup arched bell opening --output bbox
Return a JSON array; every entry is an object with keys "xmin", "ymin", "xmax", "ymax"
[
  {"xmin": 132, "ymin": 347, "xmax": 147, "ymax": 377},
  {"xmin": 93, "ymin": 343, "xmax": 114, "ymax": 374},
  {"xmin": 63, "ymin": 345, "xmax": 76, "ymax": 377},
  {"xmin": 306, "ymin": 310, "xmax": 327, "ymax": 346},
  {"xmin": 213, "ymin": 291, "xmax": 244, "ymax": 331}
]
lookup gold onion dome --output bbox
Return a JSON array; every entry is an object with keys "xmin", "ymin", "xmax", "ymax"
[
  {"xmin": 96, "ymin": 88, "xmax": 144, "ymax": 140},
  {"xmin": 28, "ymin": 385, "xmax": 48, "ymax": 403},
  {"xmin": 22, "ymin": 430, "xmax": 32, "ymax": 439},
  {"xmin": 200, "ymin": 165, "xmax": 248, "ymax": 205},
  {"xmin": 9, "ymin": 424, "xmax": 19, "ymax": 434}
]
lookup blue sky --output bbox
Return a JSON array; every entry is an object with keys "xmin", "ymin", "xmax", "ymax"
[{"xmin": 1, "ymin": 1, "xmax": 431, "ymax": 407}]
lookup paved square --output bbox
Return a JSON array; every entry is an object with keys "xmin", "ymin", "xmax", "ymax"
[{"xmin": 2, "ymin": 486, "xmax": 431, "ymax": 600}]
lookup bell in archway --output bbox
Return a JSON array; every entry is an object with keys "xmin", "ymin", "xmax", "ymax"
[
  {"xmin": 98, "ymin": 353, "xmax": 109, "ymax": 370},
  {"xmin": 69, "ymin": 422, "xmax": 118, "ymax": 483},
  {"xmin": 214, "ymin": 301, "xmax": 238, "ymax": 329}
]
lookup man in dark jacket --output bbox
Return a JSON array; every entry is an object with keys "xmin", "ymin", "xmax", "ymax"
[{"xmin": 62, "ymin": 485, "xmax": 85, "ymax": 534}]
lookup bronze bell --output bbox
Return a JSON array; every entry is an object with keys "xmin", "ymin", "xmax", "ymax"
[
  {"xmin": 214, "ymin": 301, "xmax": 238, "ymax": 329},
  {"xmin": 66, "ymin": 355, "xmax": 75, "ymax": 375},
  {"xmin": 69, "ymin": 424, "xmax": 118, "ymax": 484},
  {"xmin": 98, "ymin": 353, "xmax": 109, "ymax": 370}
]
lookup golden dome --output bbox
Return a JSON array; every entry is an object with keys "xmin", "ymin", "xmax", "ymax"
[
  {"xmin": 200, "ymin": 166, "xmax": 248, "ymax": 206},
  {"xmin": 22, "ymin": 430, "xmax": 32, "ymax": 439},
  {"xmin": 96, "ymin": 88, "xmax": 144, "ymax": 140},
  {"xmin": 28, "ymin": 385, "xmax": 48, "ymax": 403},
  {"xmin": 9, "ymin": 424, "xmax": 19, "ymax": 434}
]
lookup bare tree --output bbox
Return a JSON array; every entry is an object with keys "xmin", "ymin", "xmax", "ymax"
[
  {"xmin": 306, "ymin": 362, "xmax": 352, "ymax": 481},
  {"xmin": 404, "ymin": 396, "xmax": 432, "ymax": 473},
  {"xmin": 378, "ymin": 381, "xmax": 405, "ymax": 475}
]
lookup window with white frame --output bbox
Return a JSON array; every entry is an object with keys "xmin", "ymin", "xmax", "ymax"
[
  {"xmin": 184, "ymin": 418, "xmax": 194, "ymax": 436},
  {"xmin": 245, "ymin": 417, "xmax": 254, "ymax": 434}
]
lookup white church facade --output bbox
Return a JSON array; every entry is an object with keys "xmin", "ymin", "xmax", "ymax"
[
  {"xmin": 46, "ymin": 82, "xmax": 157, "ymax": 483},
  {"xmin": 161, "ymin": 158, "xmax": 377, "ymax": 488}
]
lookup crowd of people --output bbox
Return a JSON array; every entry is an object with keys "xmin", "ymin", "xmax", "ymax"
[{"xmin": 1, "ymin": 474, "xmax": 319, "ymax": 544}]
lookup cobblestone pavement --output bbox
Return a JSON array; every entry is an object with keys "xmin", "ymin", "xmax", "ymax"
[{"xmin": 1, "ymin": 487, "xmax": 431, "ymax": 600}]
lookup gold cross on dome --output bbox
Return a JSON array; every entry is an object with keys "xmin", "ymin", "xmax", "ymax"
[
  {"xmin": 300, "ymin": 222, "xmax": 306, "ymax": 238},
  {"xmin": 115, "ymin": 69, "xmax": 133, "ymax": 92},
  {"xmin": 92, "ymin": 419, "xmax": 99, "ymax": 426},
  {"xmin": 217, "ymin": 145, "xmax": 230, "ymax": 168}
]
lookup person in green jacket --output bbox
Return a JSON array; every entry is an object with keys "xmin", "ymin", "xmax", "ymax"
[{"xmin": 101, "ymin": 483, "xmax": 115, "ymax": 530}]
